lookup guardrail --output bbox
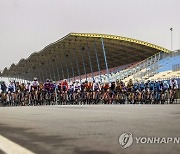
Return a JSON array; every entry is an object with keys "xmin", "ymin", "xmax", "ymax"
[{"xmin": 108, "ymin": 52, "xmax": 163, "ymax": 82}]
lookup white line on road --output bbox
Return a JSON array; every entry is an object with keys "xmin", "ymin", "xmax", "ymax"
[{"xmin": 0, "ymin": 135, "xmax": 35, "ymax": 154}]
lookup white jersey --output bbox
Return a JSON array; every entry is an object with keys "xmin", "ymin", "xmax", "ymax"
[
  {"xmin": 7, "ymin": 83, "xmax": 15, "ymax": 92},
  {"xmin": 93, "ymin": 82, "xmax": 101, "ymax": 91},
  {"xmin": 170, "ymin": 80, "xmax": 178, "ymax": 89},
  {"xmin": 74, "ymin": 83, "xmax": 81, "ymax": 91},
  {"xmin": 26, "ymin": 84, "xmax": 31, "ymax": 91},
  {"xmin": 30, "ymin": 81, "xmax": 39, "ymax": 91},
  {"xmin": 31, "ymin": 81, "xmax": 39, "ymax": 87}
]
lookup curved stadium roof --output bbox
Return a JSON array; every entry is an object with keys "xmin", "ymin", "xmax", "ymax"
[{"xmin": 2, "ymin": 33, "xmax": 171, "ymax": 81}]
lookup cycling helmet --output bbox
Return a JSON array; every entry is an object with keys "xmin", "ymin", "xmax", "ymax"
[
  {"xmin": 46, "ymin": 79, "xmax": 50, "ymax": 82},
  {"xmin": 34, "ymin": 77, "xmax": 38, "ymax": 81},
  {"xmin": 164, "ymin": 80, "xmax": 168, "ymax": 84}
]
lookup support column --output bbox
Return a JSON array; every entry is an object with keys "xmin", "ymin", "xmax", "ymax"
[
  {"xmin": 63, "ymin": 52, "xmax": 70, "ymax": 82},
  {"xmin": 69, "ymin": 51, "xmax": 75, "ymax": 81},
  {"xmin": 55, "ymin": 57, "xmax": 60, "ymax": 81},
  {"xmin": 74, "ymin": 49, "xmax": 81, "ymax": 81},
  {"xmin": 101, "ymin": 37, "xmax": 110, "ymax": 83},
  {"xmin": 40, "ymin": 64, "xmax": 45, "ymax": 82},
  {"xmin": 94, "ymin": 39, "xmax": 101, "ymax": 81},
  {"xmin": 42, "ymin": 63, "xmax": 48, "ymax": 81},
  {"xmin": 46, "ymin": 60, "xmax": 52, "ymax": 80},
  {"xmin": 60, "ymin": 58, "xmax": 65, "ymax": 80},
  {"xmin": 37, "ymin": 66, "xmax": 41, "ymax": 82},
  {"xmin": 51, "ymin": 60, "xmax": 56, "ymax": 81},
  {"xmin": 86, "ymin": 41, "xmax": 94, "ymax": 80},
  {"xmin": 80, "ymin": 47, "xmax": 87, "ymax": 80}
]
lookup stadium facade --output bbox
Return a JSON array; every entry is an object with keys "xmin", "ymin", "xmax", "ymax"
[{"xmin": 1, "ymin": 33, "xmax": 171, "ymax": 82}]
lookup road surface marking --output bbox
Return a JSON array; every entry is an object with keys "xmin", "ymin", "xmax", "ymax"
[{"xmin": 0, "ymin": 135, "xmax": 35, "ymax": 154}]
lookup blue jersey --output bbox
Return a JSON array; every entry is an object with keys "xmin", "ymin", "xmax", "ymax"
[
  {"xmin": 154, "ymin": 82, "xmax": 160, "ymax": 91},
  {"xmin": 149, "ymin": 82, "xmax": 154, "ymax": 91},
  {"xmin": 139, "ymin": 83, "xmax": 145, "ymax": 91},
  {"xmin": 133, "ymin": 83, "xmax": 139, "ymax": 91}
]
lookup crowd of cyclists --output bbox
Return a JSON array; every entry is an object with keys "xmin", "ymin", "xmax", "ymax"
[{"xmin": 0, "ymin": 77, "xmax": 179, "ymax": 107}]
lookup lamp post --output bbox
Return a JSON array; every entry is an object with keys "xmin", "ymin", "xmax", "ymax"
[{"xmin": 170, "ymin": 27, "xmax": 173, "ymax": 51}]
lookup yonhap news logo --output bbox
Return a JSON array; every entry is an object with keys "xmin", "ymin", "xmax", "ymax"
[
  {"xmin": 119, "ymin": 132, "xmax": 180, "ymax": 149},
  {"xmin": 119, "ymin": 132, "xmax": 133, "ymax": 149}
]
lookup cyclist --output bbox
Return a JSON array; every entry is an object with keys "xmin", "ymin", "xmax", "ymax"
[
  {"xmin": 170, "ymin": 78, "xmax": 178, "ymax": 89},
  {"xmin": 49, "ymin": 80, "xmax": 56, "ymax": 93},
  {"xmin": 163, "ymin": 80, "xmax": 169, "ymax": 91},
  {"xmin": 115, "ymin": 79, "xmax": 121, "ymax": 92},
  {"xmin": 44, "ymin": 79, "xmax": 51, "ymax": 92},
  {"xmin": 61, "ymin": 79, "xmax": 69, "ymax": 92},
  {"xmin": 61, "ymin": 79, "xmax": 69, "ymax": 103},
  {"xmin": 109, "ymin": 81, "xmax": 116, "ymax": 103},
  {"xmin": 26, "ymin": 82, "xmax": 31, "ymax": 92},
  {"xmin": 29, "ymin": 78, "xmax": 39, "ymax": 105},
  {"xmin": 20, "ymin": 83, "xmax": 26, "ymax": 93},
  {"xmin": 92, "ymin": 80, "xmax": 101, "ymax": 98},
  {"xmin": 73, "ymin": 80, "xmax": 81, "ymax": 103},
  {"xmin": 154, "ymin": 80, "xmax": 161, "ymax": 103},
  {"xmin": 7, "ymin": 81, "xmax": 16, "ymax": 106},
  {"xmin": 169, "ymin": 78, "xmax": 178, "ymax": 103},
  {"xmin": 30, "ymin": 78, "xmax": 39, "ymax": 92},
  {"xmin": 102, "ymin": 82, "xmax": 110, "ymax": 104},
  {"xmin": 0, "ymin": 81, "xmax": 7, "ymax": 93},
  {"xmin": 15, "ymin": 82, "xmax": 21, "ymax": 93},
  {"xmin": 8, "ymin": 81, "xmax": 16, "ymax": 93},
  {"xmin": 74, "ymin": 80, "xmax": 81, "ymax": 93},
  {"xmin": 161, "ymin": 80, "xmax": 170, "ymax": 103},
  {"xmin": 127, "ymin": 79, "xmax": 134, "ymax": 104}
]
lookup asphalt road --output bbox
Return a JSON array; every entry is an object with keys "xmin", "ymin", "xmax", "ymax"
[{"xmin": 0, "ymin": 105, "xmax": 180, "ymax": 154}]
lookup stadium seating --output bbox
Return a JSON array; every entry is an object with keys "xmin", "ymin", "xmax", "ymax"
[
  {"xmin": 96, "ymin": 50, "xmax": 180, "ymax": 83},
  {"xmin": 157, "ymin": 55, "xmax": 180, "ymax": 72}
]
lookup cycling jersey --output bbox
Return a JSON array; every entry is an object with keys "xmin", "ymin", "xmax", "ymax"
[
  {"xmin": 110, "ymin": 82, "xmax": 115, "ymax": 92},
  {"xmin": 50, "ymin": 83, "xmax": 56, "ymax": 93},
  {"xmin": 44, "ymin": 82, "xmax": 51, "ymax": 91},
  {"xmin": 139, "ymin": 83, "xmax": 145, "ymax": 91},
  {"xmin": 133, "ymin": 83, "xmax": 139, "ymax": 91},
  {"xmin": 93, "ymin": 82, "xmax": 101, "ymax": 91},
  {"xmin": 30, "ymin": 81, "xmax": 39, "ymax": 91},
  {"xmin": 61, "ymin": 81, "xmax": 68, "ymax": 91},
  {"xmin": 74, "ymin": 83, "xmax": 81, "ymax": 92},
  {"xmin": 116, "ymin": 82, "xmax": 121, "ymax": 92},
  {"xmin": 154, "ymin": 82, "xmax": 161, "ymax": 92},
  {"xmin": 149, "ymin": 82, "xmax": 154, "ymax": 91},
  {"xmin": 85, "ymin": 82, "xmax": 93, "ymax": 92},
  {"xmin": 127, "ymin": 82, "xmax": 133, "ymax": 92},
  {"xmin": 170, "ymin": 80, "xmax": 178, "ymax": 89},
  {"xmin": 20, "ymin": 84, "xmax": 26, "ymax": 92},
  {"xmin": 163, "ymin": 81, "xmax": 169, "ymax": 90},
  {"xmin": 8, "ymin": 83, "xmax": 15, "ymax": 92},
  {"xmin": 68, "ymin": 85, "xmax": 74, "ymax": 93},
  {"xmin": 81, "ymin": 83, "xmax": 86, "ymax": 92},
  {"xmin": 16, "ymin": 84, "xmax": 21, "ymax": 92},
  {"xmin": 0, "ymin": 83, "xmax": 7, "ymax": 93},
  {"xmin": 31, "ymin": 81, "xmax": 39, "ymax": 87},
  {"xmin": 103, "ymin": 84, "xmax": 109, "ymax": 92}
]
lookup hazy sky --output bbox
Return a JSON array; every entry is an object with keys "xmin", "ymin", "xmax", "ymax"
[{"xmin": 0, "ymin": 0, "xmax": 180, "ymax": 70}]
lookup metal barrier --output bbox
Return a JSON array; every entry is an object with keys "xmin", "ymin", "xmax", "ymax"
[{"xmin": 176, "ymin": 89, "xmax": 180, "ymax": 99}]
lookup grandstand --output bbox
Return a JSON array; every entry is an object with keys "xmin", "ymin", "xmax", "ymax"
[
  {"xmin": 117, "ymin": 50, "xmax": 180, "ymax": 83},
  {"xmin": 1, "ymin": 33, "xmax": 171, "ymax": 82}
]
